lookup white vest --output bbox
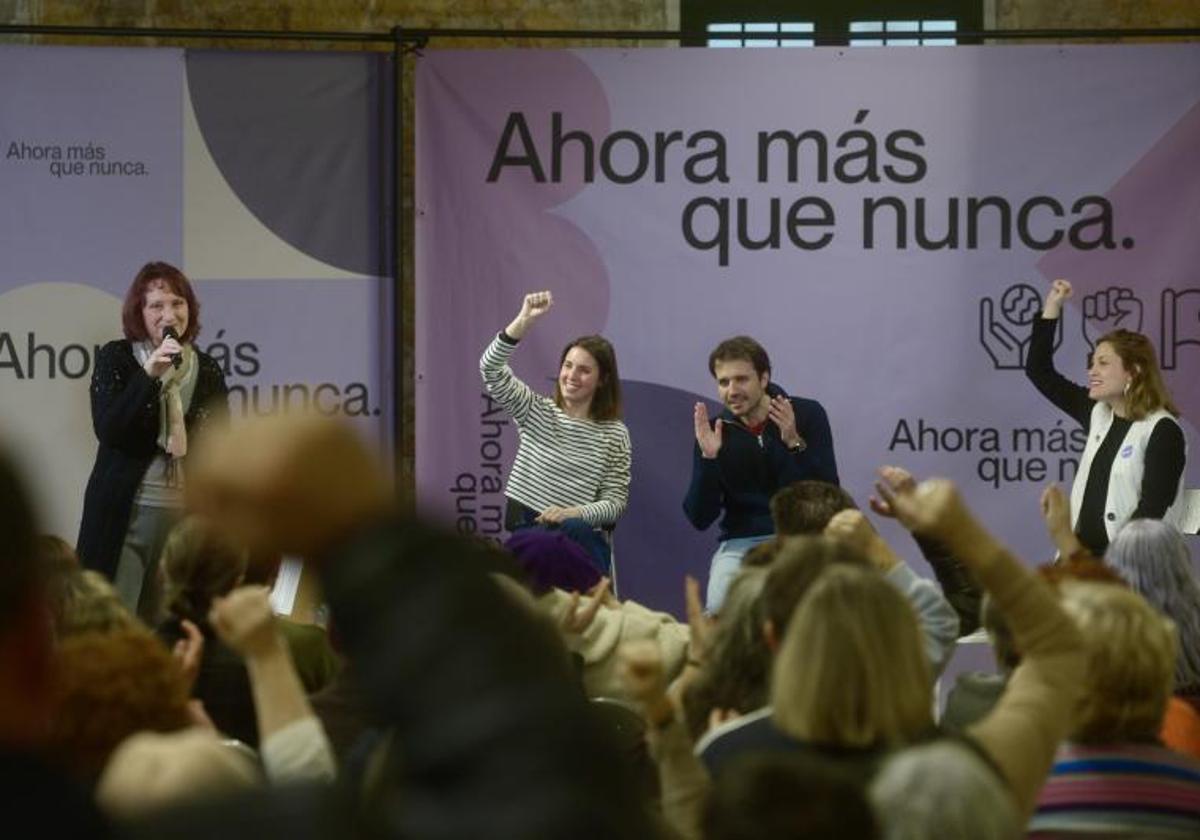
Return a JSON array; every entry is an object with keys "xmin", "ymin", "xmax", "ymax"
[{"xmin": 1069, "ymin": 404, "xmax": 1187, "ymax": 542}]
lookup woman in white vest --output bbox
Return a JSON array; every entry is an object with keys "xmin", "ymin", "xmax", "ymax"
[{"xmin": 1025, "ymin": 278, "xmax": 1186, "ymax": 555}]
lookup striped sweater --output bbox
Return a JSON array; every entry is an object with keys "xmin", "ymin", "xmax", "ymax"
[
  {"xmin": 480, "ymin": 333, "xmax": 631, "ymax": 526},
  {"xmin": 1029, "ymin": 742, "xmax": 1200, "ymax": 837}
]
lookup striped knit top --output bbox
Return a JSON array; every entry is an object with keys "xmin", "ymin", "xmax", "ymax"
[
  {"xmin": 1029, "ymin": 742, "xmax": 1200, "ymax": 837},
  {"xmin": 480, "ymin": 333, "xmax": 631, "ymax": 526}
]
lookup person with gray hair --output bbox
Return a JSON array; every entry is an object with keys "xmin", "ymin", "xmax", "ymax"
[
  {"xmin": 681, "ymin": 566, "xmax": 770, "ymax": 739},
  {"xmin": 1106, "ymin": 518, "xmax": 1200, "ymax": 698},
  {"xmin": 870, "ymin": 740, "xmax": 1019, "ymax": 840},
  {"xmin": 1106, "ymin": 518, "xmax": 1200, "ymax": 756}
]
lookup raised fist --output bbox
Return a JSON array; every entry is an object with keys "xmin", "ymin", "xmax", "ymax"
[
  {"xmin": 1046, "ymin": 278, "xmax": 1073, "ymax": 308},
  {"xmin": 1082, "ymin": 287, "xmax": 1142, "ymax": 349},
  {"xmin": 518, "ymin": 290, "xmax": 554, "ymax": 322}
]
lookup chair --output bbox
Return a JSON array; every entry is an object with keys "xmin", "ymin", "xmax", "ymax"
[{"xmin": 602, "ymin": 525, "xmax": 618, "ymax": 598}]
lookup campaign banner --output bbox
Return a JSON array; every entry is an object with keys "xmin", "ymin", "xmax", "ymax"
[
  {"xmin": 0, "ymin": 45, "xmax": 394, "ymax": 543},
  {"xmin": 415, "ymin": 46, "xmax": 1200, "ymax": 616}
]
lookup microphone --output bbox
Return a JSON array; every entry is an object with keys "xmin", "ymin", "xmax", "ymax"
[{"xmin": 162, "ymin": 326, "xmax": 183, "ymax": 369}]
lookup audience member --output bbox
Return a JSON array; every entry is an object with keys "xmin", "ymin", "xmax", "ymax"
[
  {"xmin": 940, "ymin": 593, "xmax": 1014, "ymax": 732},
  {"xmin": 45, "ymin": 628, "xmax": 192, "ymax": 787},
  {"xmin": 241, "ymin": 549, "xmax": 340, "ymax": 694},
  {"xmin": 0, "ymin": 446, "xmax": 111, "ymax": 835},
  {"xmin": 705, "ymin": 752, "xmax": 878, "ymax": 840},
  {"xmin": 832, "ymin": 473, "xmax": 1087, "ymax": 822},
  {"xmin": 96, "ymin": 728, "xmax": 259, "ymax": 820},
  {"xmin": 19, "ymin": 383, "xmax": 1196, "ymax": 839},
  {"xmin": 1029, "ymin": 581, "xmax": 1200, "ymax": 835},
  {"xmin": 209, "ymin": 585, "xmax": 337, "ymax": 784},
  {"xmin": 37, "ymin": 534, "xmax": 80, "ymax": 620},
  {"xmin": 870, "ymin": 740, "xmax": 1019, "ymax": 840},
  {"xmin": 308, "ymin": 654, "xmax": 371, "ymax": 771},
  {"xmin": 942, "ymin": 553, "xmax": 1126, "ymax": 732},
  {"xmin": 695, "ymin": 522, "xmax": 958, "ymax": 776},
  {"xmin": 155, "ymin": 515, "xmax": 258, "ymax": 746},
  {"xmin": 169, "ymin": 413, "xmax": 660, "ymax": 839},
  {"xmin": 53, "ymin": 569, "xmax": 143, "ymax": 638},
  {"xmin": 681, "ymin": 566, "xmax": 770, "ymax": 739},
  {"xmin": 769, "ymin": 481, "xmax": 856, "ymax": 537},
  {"xmin": 627, "ymin": 472, "xmax": 1085, "ymax": 839},
  {"xmin": 505, "ymin": 528, "xmax": 691, "ymax": 701},
  {"xmin": 772, "ymin": 563, "xmax": 934, "ymax": 751},
  {"xmin": 773, "ymin": 475, "xmax": 981, "ymax": 634},
  {"xmin": 1106, "ymin": 519, "xmax": 1200, "ymax": 714}
]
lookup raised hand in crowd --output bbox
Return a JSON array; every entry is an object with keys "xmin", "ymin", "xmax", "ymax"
[
  {"xmin": 210, "ymin": 586, "xmax": 279, "ymax": 661},
  {"xmin": 558, "ymin": 577, "xmax": 612, "ymax": 636},
  {"xmin": 684, "ymin": 574, "xmax": 713, "ymax": 665},
  {"xmin": 824, "ymin": 508, "xmax": 900, "ymax": 573},
  {"xmin": 874, "ymin": 467, "xmax": 1086, "ymax": 822},
  {"xmin": 211, "ymin": 585, "xmax": 336, "ymax": 783},
  {"xmin": 868, "ymin": 464, "xmax": 917, "ymax": 519},
  {"xmin": 868, "ymin": 463, "xmax": 983, "ymax": 637},
  {"xmin": 1040, "ymin": 484, "xmax": 1085, "ymax": 560},
  {"xmin": 619, "ymin": 639, "xmax": 673, "ymax": 728},
  {"xmin": 693, "ymin": 402, "xmax": 723, "ymax": 459},
  {"xmin": 504, "ymin": 290, "xmax": 553, "ymax": 340},
  {"xmin": 589, "ymin": 575, "xmax": 619, "ymax": 609},
  {"xmin": 873, "ymin": 471, "xmax": 969, "ymax": 538}
]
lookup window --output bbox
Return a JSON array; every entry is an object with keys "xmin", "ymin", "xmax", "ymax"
[
  {"xmin": 849, "ymin": 19, "xmax": 958, "ymax": 46},
  {"xmin": 683, "ymin": 2, "xmax": 981, "ymax": 48},
  {"xmin": 707, "ymin": 22, "xmax": 816, "ymax": 48}
]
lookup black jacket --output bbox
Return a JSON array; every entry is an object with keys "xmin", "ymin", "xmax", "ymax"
[
  {"xmin": 76, "ymin": 339, "xmax": 227, "ymax": 578},
  {"xmin": 683, "ymin": 383, "xmax": 839, "ymax": 540}
]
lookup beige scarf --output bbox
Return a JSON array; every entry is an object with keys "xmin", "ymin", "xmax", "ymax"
[{"xmin": 134, "ymin": 341, "xmax": 199, "ymax": 472}]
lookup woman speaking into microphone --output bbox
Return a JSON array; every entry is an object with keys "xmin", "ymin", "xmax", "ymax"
[{"xmin": 77, "ymin": 261, "xmax": 229, "ymax": 619}]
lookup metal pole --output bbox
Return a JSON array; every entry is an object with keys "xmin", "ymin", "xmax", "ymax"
[{"xmin": 391, "ymin": 25, "xmax": 405, "ymax": 481}]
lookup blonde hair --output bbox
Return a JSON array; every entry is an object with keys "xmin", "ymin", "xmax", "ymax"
[
  {"xmin": 1060, "ymin": 581, "xmax": 1177, "ymax": 743},
  {"xmin": 161, "ymin": 516, "xmax": 248, "ymax": 625},
  {"xmin": 97, "ymin": 729, "xmax": 260, "ymax": 819},
  {"xmin": 771, "ymin": 565, "xmax": 932, "ymax": 747},
  {"xmin": 56, "ymin": 570, "xmax": 141, "ymax": 638}
]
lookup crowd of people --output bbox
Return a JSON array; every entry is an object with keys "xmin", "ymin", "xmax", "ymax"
[{"xmin": 0, "ymin": 269, "xmax": 1197, "ymax": 837}]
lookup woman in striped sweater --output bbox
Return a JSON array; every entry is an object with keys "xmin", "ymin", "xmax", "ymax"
[{"xmin": 480, "ymin": 291, "xmax": 631, "ymax": 573}]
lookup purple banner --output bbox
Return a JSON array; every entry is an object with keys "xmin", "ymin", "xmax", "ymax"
[
  {"xmin": 0, "ymin": 44, "xmax": 393, "ymax": 542},
  {"xmin": 415, "ymin": 46, "xmax": 1200, "ymax": 616}
]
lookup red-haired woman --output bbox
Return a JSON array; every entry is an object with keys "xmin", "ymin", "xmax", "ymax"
[
  {"xmin": 1025, "ymin": 278, "xmax": 1187, "ymax": 555},
  {"xmin": 76, "ymin": 261, "xmax": 228, "ymax": 620}
]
